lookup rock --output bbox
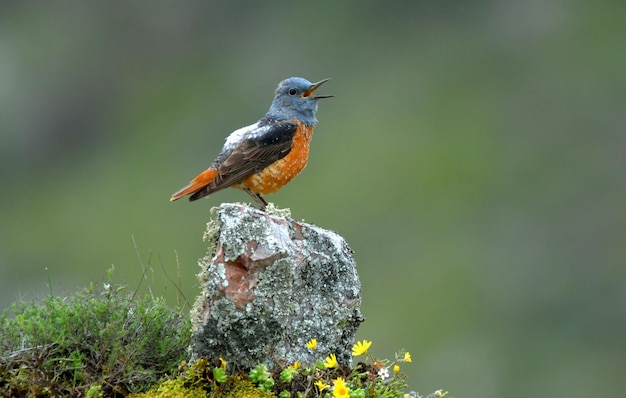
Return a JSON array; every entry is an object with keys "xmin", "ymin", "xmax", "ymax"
[{"xmin": 189, "ymin": 203, "xmax": 363, "ymax": 370}]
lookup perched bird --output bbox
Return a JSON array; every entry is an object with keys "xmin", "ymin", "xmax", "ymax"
[{"xmin": 170, "ymin": 77, "xmax": 332, "ymax": 209}]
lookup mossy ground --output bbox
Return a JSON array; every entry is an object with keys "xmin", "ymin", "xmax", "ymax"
[
  {"xmin": 0, "ymin": 268, "xmax": 445, "ymax": 397},
  {"xmin": 0, "ymin": 271, "xmax": 191, "ymax": 397},
  {"xmin": 128, "ymin": 361, "xmax": 274, "ymax": 398}
]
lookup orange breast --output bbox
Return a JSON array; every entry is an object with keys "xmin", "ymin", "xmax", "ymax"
[{"xmin": 240, "ymin": 124, "xmax": 313, "ymax": 194}]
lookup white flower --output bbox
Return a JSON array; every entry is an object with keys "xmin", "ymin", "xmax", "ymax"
[{"xmin": 378, "ymin": 367, "xmax": 389, "ymax": 380}]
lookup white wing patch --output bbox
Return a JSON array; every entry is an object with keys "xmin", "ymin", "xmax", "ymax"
[{"xmin": 223, "ymin": 122, "xmax": 274, "ymax": 151}]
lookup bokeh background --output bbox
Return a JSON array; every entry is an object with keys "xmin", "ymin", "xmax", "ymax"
[{"xmin": 1, "ymin": 2, "xmax": 625, "ymax": 396}]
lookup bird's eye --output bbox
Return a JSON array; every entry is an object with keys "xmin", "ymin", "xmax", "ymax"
[{"xmin": 288, "ymin": 88, "xmax": 298, "ymax": 96}]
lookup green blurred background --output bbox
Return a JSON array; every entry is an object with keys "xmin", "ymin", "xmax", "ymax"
[{"xmin": 1, "ymin": 1, "xmax": 625, "ymax": 396}]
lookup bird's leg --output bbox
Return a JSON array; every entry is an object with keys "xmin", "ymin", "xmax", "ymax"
[{"xmin": 244, "ymin": 188, "xmax": 268, "ymax": 211}]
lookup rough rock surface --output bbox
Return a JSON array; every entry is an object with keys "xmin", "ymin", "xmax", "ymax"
[{"xmin": 189, "ymin": 203, "xmax": 363, "ymax": 370}]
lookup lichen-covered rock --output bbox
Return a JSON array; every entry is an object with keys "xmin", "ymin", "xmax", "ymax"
[{"xmin": 189, "ymin": 203, "xmax": 363, "ymax": 370}]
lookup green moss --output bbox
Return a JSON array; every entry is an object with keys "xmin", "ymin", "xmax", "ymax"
[
  {"xmin": 221, "ymin": 378, "xmax": 274, "ymax": 398},
  {"xmin": 127, "ymin": 379, "xmax": 207, "ymax": 398},
  {"xmin": 128, "ymin": 360, "xmax": 272, "ymax": 398},
  {"xmin": 202, "ymin": 206, "xmax": 222, "ymax": 258}
]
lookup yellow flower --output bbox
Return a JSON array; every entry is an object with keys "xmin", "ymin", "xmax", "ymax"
[
  {"xmin": 332, "ymin": 377, "xmax": 350, "ymax": 398},
  {"xmin": 403, "ymin": 351, "xmax": 412, "ymax": 363},
  {"xmin": 394, "ymin": 364, "xmax": 400, "ymax": 373},
  {"xmin": 306, "ymin": 338, "xmax": 317, "ymax": 350},
  {"xmin": 288, "ymin": 361, "xmax": 301, "ymax": 370},
  {"xmin": 351, "ymin": 339, "xmax": 372, "ymax": 356},
  {"xmin": 219, "ymin": 357, "xmax": 227, "ymax": 370},
  {"xmin": 315, "ymin": 379, "xmax": 329, "ymax": 391},
  {"xmin": 324, "ymin": 353, "xmax": 338, "ymax": 368}
]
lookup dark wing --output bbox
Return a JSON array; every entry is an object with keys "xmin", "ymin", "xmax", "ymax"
[{"xmin": 189, "ymin": 121, "xmax": 297, "ymax": 200}]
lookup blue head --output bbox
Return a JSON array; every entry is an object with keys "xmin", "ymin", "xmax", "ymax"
[{"xmin": 266, "ymin": 77, "xmax": 333, "ymax": 125}]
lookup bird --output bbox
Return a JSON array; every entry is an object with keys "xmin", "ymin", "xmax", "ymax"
[{"xmin": 170, "ymin": 77, "xmax": 332, "ymax": 209}]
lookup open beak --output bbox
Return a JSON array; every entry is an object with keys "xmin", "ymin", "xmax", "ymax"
[{"xmin": 303, "ymin": 78, "xmax": 334, "ymax": 99}]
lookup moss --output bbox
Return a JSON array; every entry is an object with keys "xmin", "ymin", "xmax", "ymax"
[
  {"xmin": 221, "ymin": 378, "xmax": 274, "ymax": 398},
  {"xmin": 128, "ymin": 360, "xmax": 272, "ymax": 398},
  {"xmin": 126, "ymin": 379, "xmax": 207, "ymax": 398},
  {"xmin": 129, "ymin": 378, "xmax": 272, "ymax": 398}
]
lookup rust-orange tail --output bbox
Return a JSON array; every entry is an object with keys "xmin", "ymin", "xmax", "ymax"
[{"xmin": 170, "ymin": 169, "xmax": 218, "ymax": 202}]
